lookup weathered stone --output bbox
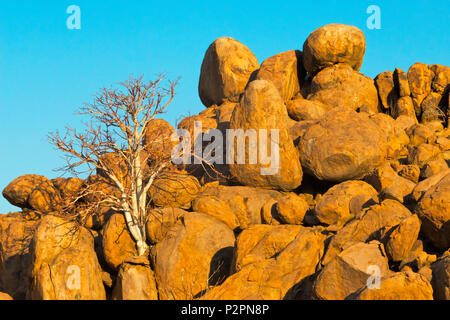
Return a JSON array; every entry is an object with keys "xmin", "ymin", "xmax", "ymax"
[
  {"xmin": 315, "ymin": 181, "xmax": 378, "ymax": 227},
  {"xmin": 112, "ymin": 258, "xmax": 158, "ymax": 300},
  {"xmin": 394, "ymin": 68, "xmax": 411, "ymax": 97},
  {"xmin": 232, "ymin": 224, "xmax": 303, "ymax": 272},
  {"xmin": 149, "ymin": 171, "xmax": 201, "ymax": 209},
  {"xmin": 302, "ymin": 24, "xmax": 366, "ymax": 75},
  {"xmin": 323, "ymin": 200, "xmax": 412, "ymax": 265},
  {"xmin": 375, "ymin": 71, "xmax": 397, "ymax": 111},
  {"xmin": 298, "ymin": 108, "xmax": 387, "ymax": 182},
  {"xmin": 276, "ymin": 194, "xmax": 309, "ymax": 225},
  {"xmin": 146, "ymin": 207, "xmax": 187, "ymax": 245},
  {"xmin": 421, "ymin": 158, "xmax": 449, "ymax": 179},
  {"xmin": 192, "ymin": 184, "xmax": 284, "ymax": 228},
  {"xmin": 431, "ymin": 254, "xmax": 450, "ymax": 300},
  {"xmin": 229, "ymin": 80, "xmax": 303, "ymax": 191},
  {"xmin": 416, "ymin": 172, "xmax": 450, "ymax": 249},
  {"xmin": 286, "ymin": 97, "xmax": 329, "ymax": 121},
  {"xmin": 102, "ymin": 213, "xmax": 137, "ymax": 270},
  {"xmin": 313, "ymin": 242, "xmax": 389, "ymax": 300},
  {"xmin": 2, "ymin": 175, "xmax": 48, "ymax": 209},
  {"xmin": 199, "ymin": 37, "xmax": 259, "ymax": 107},
  {"xmin": 151, "ymin": 213, "xmax": 235, "ymax": 300},
  {"xmin": 408, "ymin": 62, "xmax": 433, "ymax": 115},
  {"xmin": 0, "ymin": 213, "xmax": 39, "ymax": 299},
  {"xmin": 204, "ymin": 227, "xmax": 327, "ymax": 300},
  {"xmin": 351, "ymin": 271, "xmax": 433, "ymax": 300},
  {"xmin": 385, "ymin": 215, "xmax": 421, "ymax": 262},
  {"xmin": 255, "ymin": 50, "xmax": 304, "ymax": 102},
  {"xmin": 27, "ymin": 215, "xmax": 105, "ymax": 300},
  {"xmin": 308, "ymin": 64, "xmax": 379, "ymax": 113}
]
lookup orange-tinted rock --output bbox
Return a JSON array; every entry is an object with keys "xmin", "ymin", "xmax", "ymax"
[
  {"xmin": 28, "ymin": 215, "xmax": 106, "ymax": 300},
  {"xmin": 351, "ymin": 271, "xmax": 433, "ymax": 300},
  {"xmin": 313, "ymin": 242, "xmax": 390, "ymax": 300},
  {"xmin": 408, "ymin": 62, "xmax": 433, "ymax": 115},
  {"xmin": 375, "ymin": 71, "xmax": 397, "ymax": 111},
  {"xmin": 315, "ymin": 181, "xmax": 378, "ymax": 227},
  {"xmin": 0, "ymin": 212, "xmax": 39, "ymax": 299},
  {"xmin": 143, "ymin": 118, "xmax": 177, "ymax": 162},
  {"xmin": 431, "ymin": 253, "xmax": 450, "ymax": 300},
  {"xmin": 229, "ymin": 80, "xmax": 303, "ymax": 191},
  {"xmin": 2, "ymin": 175, "xmax": 48, "ymax": 209},
  {"xmin": 112, "ymin": 258, "xmax": 158, "ymax": 300},
  {"xmin": 286, "ymin": 97, "xmax": 329, "ymax": 121},
  {"xmin": 149, "ymin": 171, "xmax": 201, "ymax": 209},
  {"xmin": 233, "ymin": 224, "xmax": 302, "ymax": 272},
  {"xmin": 102, "ymin": 213, "xmax": 137, "ymax": 270},
  {"xmin": 323, "ymin": 200, "xmax": 412, "ymax": 265},
  {"xmin": 416, "ymin": 172, "xmax": 450, "ymax": 249},
  {"xmin": 199, "ymin": 37, "xmax": 259, "ymax": 107},
  {"xmin": 145, "ymin": 207, "xmax": 187, "ymax": 245},
  {"xmin": 298, "ymin": 108, "xmax": 387, "ymax": 182},
  {"xmin": 308, "ymin": 64, "xmax": 379, "ymax": 113},
  {"xmin": 385, "ymin": 215, "xmax": 421, "ymax": 262},
  {"xmin": 204, "ymin": 227, "xmax": 327, "ymax": 300},
  {"xmin": 302, "ymin": 24, "xmax": 366, "ymax": 75},
  {"xmin": 151, "ymin": 213, "xmax": 235, "ymax": 300},
  {"xmin": 255, "ymin": 50, "xmax": 305, "ymax": 102}
]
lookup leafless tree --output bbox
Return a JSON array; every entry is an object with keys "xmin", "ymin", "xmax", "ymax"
[{"xmin": 49, "ymin": 74, "xmax": 178, "ymax": 256}]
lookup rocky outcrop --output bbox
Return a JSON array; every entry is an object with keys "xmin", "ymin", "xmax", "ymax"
[{"xmin": 1, "ymin": 22, "xmax": 449, "ymax": 301}]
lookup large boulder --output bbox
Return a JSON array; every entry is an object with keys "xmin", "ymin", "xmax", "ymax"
[
  {"xmin": 307, "ymin": 63, "xmax": 379, "ymax": 113},
  {"xmin": 199, "ymin": 37, "xmax": 259, "ymax": 107},
  {"xmin": 351, "ymin": 271, "xmax": 433, "ymax": 300},
  {"xmin": 408, "ymin": 62, "xmax": 433, "ymax": 115},
  {"xmin": 302, "ymin": 24, "xmax": 366, "ymax": 75},
  {"xmin": 27, "ymin": 179, "xmax": 62, "ymax": 213},
  {"xmin": 255, "ymin": 50, "xmax": 304, "ymax": 102},
  {"xmin": 0, "ymin": 292, "xmax": 13, "ymax": 300},
  {"xmin": 286, "ymin": 97, "xmax": 329, "ymax": 121},
  {"xmin": 431, "ymin": 253, "xmax": 450, "ymax": 300},
  {"xmin": 151, "ymin": 213, "xmax": 235, "ymax": 300},
  {"xmin": 297, "ymin": 108, "xmax": 387, "ymax": 182},
  {"xmin": 149, "ymin": 171, "xmax": 201, "ymax": 209},
  {"xmin": 314, "ymin": 181, "xmax": 378, "ymax": 227},
  {"xmin": 2, "ymin": 175, "xmax": 48, "ymax": 209},
  {"xmin": 384, "ymin": 215, "xmax": 421, "ymax": 262},
  {"xmin": 102, "ymin": 213, "xmax": 137, "ymax": 270},
  {"xmin": 143, "ymin": 118, "xmax": 177, "ymax": 162},
  {"xmin": 229, "ymin": 80, "xmax": 303, "ymax": 191},
  {"xmin": 375, "ymin": 71, "xmax": 398, "ymax": 111},
  {"xmin": 145, "ymin": 207, "xmax": 187, "ymax": 245},
  {"xmin": 27, "ymin": 215, "xmax": 106, "ymax": 300},
  {"xmin": 0, "ymin": 212, "xmax": 40, "ymax": 299},
  {"xmin": 204, "ymin": 227, "xmax": 327, "ymax": 300},
  {"xmin": 112, "ymin": 258, "xmax": 158, "ymax": 300},
  {"xmin": 232, "ymin": 224, "xmax": 303, "ymax": 272},
  {"xmin": 192, "ymin": 184, "xmax": 284, "ymax": 228},
  {"xmin": 323, "ymin": 200, "xmax": 413, "ymax": 265},
  {"xmin": 313, "ymin": 242, "xmax": 390, "ymax": 300},
  {"xmin": 416, "ymin": 172, "xmax": 450, "ymax": 249}
]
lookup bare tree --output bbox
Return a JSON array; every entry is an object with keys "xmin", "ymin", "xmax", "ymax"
[{"xmin": 49, "ymin": 74, "xmax": 178, "ymax": 256}]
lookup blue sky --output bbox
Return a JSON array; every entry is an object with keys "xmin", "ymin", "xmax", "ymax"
[{"xmin": 0, "ymin": 0, "xmax": 449, "ymax": 213}]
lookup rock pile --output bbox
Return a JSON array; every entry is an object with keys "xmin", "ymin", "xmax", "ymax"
[{"xmin": 1, "ymin": 23, "xmax": 449, "ymax": 300}]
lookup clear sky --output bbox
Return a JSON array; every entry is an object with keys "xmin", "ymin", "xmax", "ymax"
[{"xmin": 0, "ymin": 0, "xmax": 449, "ymax": 213}]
